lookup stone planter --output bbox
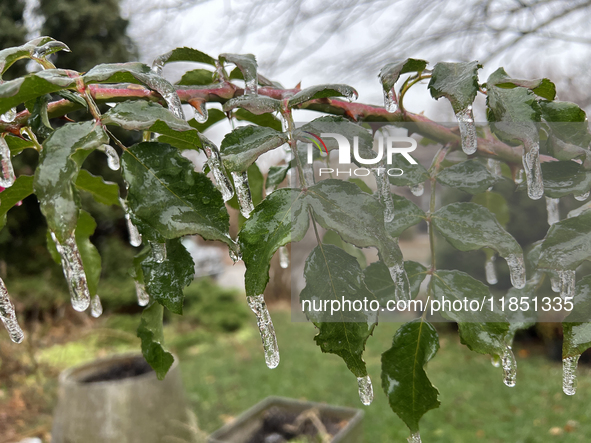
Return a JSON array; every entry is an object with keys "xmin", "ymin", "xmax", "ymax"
[
  {"xmin": 51, "ymin": 352, "xmax": 192, "ymax": 443},
  {"xmin": 208, "ymin": 396, "xmax": 364, "ymax": 443}
]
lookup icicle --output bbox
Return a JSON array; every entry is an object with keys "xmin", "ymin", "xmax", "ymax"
[
  {"xmin": 491, "ymin": 355, "xmax": 501, "ymax": 368},
  {"xmin": 90, "ymin": 295, "xmax": 103, "ymax": 318},
  {"xmin": 550, "ymin": 274, "xmax": 561, "ymax": 293},
  {"xmin": 99, "ymin": 144, "xmax": 120, "ymax": 171},
  {"xmin": 247, "ymin": 294, "xmax": 280, "ymax": 369},
  {"xmin": 143, "ymin": 76, "xmax": 184, "ymax": 120},
  {"xmin": 407, "ymin": 432, "xmax": 422, "ymax": 443},
  {"xmin": 504, "ymin": 253, "xmax": 526, "ymax": 289},
  {"xmin": 119, "ymin": 198, "xmax": 142, "ymax": 247},
  {"xmin": 545, "ymin": 197, "xmax": 560, "ymax": 225},
  {"xmin": 373, "ymin": 167, "xmax": 395, "ymax": 223},
  {"xmin": 31, "ymin": 41, "xmax": 70, "ymax": 60},
  {"xmin": 0, "ymin": 136, "xmax": 16, "ymax": 188},
  {"xmin": 455, "ymin": 106, "xmax": 477, "ymax": 155},
  {"xmin": 522, "ymin": 140, "xmax": 544, "ymax": 200},
  {"xmin": 150, "ymin": 241, "xmax": 167, "ymax": 263},
  {"xmin": 575, "ymin": 191, "xmax": 590, "ymax": 201},
  {"xmin": 0, "ymin": 278, "xmax": 24, "ymax": 343},
  {"xmin": 410, "ymin": 183, "xmax": 424, "ymax": 197},
  {"xmin": 190, "ymin": 99, "xmax": 208, "ymax": 123},
  {"xmin": 228, "ymin": 240, "xmax": 242, "ymax": 263},
  {"xmin": 357, "ymin": 375, "xmax": 374, "ymax": 405},
  {"xmin": 201, "ymin": 137, "xmax": 234, "ymax": 202},
  {"xmin": 135, "ymin": 281, "xmax": 150, "ymax": 307},
  {"xmin": 383, "ymin": 88, "xmax": 398, "ymax": 113},
  {"xmin": 485, "ymin": 255, "xmax": 498, "ymax": 285},
  {"xmin": 514, "ymin": 169, "xmax": 524, "ymax": 185},
  {"xmin": 278, "ymin": 246, "xmax": 290, "ymax": 269},
  {"xmin": 244, "ymin": 74, "xmax": 258, "ymax": 96},
  {"xmin": 388, "ymin": 263, "xmax": 410, "ymax": 302},
  {"xmin": 563, "ymin": 355, "xmax": 580, "ymax": 396},
  {"xmin": 51, "ymin": 231, "xmax": 91, "ymax": 312},
  {"xmin": 501, "ymin": 345, "xmax": 517, "ymax": 387},
  {"xmin": 151, "ymin": 51, "xmax": 171, "ymax": 76},
  {"xmin": 232, "ymin": 171, "xmax": 255, "ymax": 218},
  {"xmin": 0, "ymin": 107, "xmax": 17, "ymax": 123},
  {"xmin": 558, "ymin": 269, "xmax": 575, "ymax": 300}
]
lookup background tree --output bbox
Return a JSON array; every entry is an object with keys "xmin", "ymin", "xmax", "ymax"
[{"xmin": 0, "ymin": 0, "xmax": 27, "ymax": 79}]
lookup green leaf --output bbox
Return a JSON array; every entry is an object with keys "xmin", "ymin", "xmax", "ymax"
[
  {"xmin": 137, "ymin": 302, "xmax": 174, "ymax": 380},
  {"xmin": 234, "ymin": 108, "xmax": 282, "ymax": 131},
  {"xmin": 0, "ymin": 36, "xmax": 70, "ymax": 78},
  {"xmin": 563, "ymin": 275, "xmax": 591, "ymax": 358},
  {"xmin": 154, "ymin": 47, "xmax": 216, "ymax": 67},
  {"xmin": 288, "ymin": 84, "xmax": 358, "ymax": 108},
  {"xmin": 387, "ymin": 193, "xmax": 425, "ymax": 238},
  {"xmin": 102, "ymin": 101, "xmax": 201, "ymax": 151},
  {"xmin": 28, "ymin": 94, "xmax": 53, "ymax": 140},
  {"xmin": 0, "ymin": 175, "xmax": 34, "ymax": 218},
  {"xmin": 537, "ymin": 211, "xmax": 591, "ymax": 271},
  {"xmin": 381, "ymin": 319, "xmax": 440, "ymax": 433},
  {"xmin": 379, "ymin": 59, "xmax": 428, "ymax": 93},
  {"xmin": 486, "ymin": 68, "xmax": 556, "ymax": 101},
  {"xmin": 176, "ymin": 69, "xmax": 214, "ymax": 86},
  {"xmin": 364, "ymin": 260, "xmax": 427, "ymax": 303},
  {"xmin": 322, "ymin": 230, "xmax": 367, "ymax": 269},
  {"xmin": 75, "ymin": 169, "xmax": 121, "ymax": 207},
  {"xmin": 4, "ymin": 135, "xmax": 35, "ymax": 156},
  {"xmin": 348, "ymin": 178, "xmax": 373, "ymax": 194},
  {"xmin": 33, "ymin": 121, "xmax": 109, "ymax": 242},
  {"xmin": 266, "ymin": 164, "xmax": 290, "ymax": 189},
  {"xmin": 141, "ymin": 238, "xmax": 194, "ymax": 315},
  {"xmin": 220, "ymin": 125, "xmax": 288, "ymax": 172},
  {"xmin": 223, "ymin": 95, "xmax": 282, "ymax": 115},
  {"xmin": 239, "ymin": 188, "xmax": 309, "ymax": 297},
  {"xmin": 436, "ymin": 160, "xmax": 498, "ymax": 194},
  {"xmin": 470, "ymin": 191, "xmax": 510, "ymax": 228},
  {"xmin": 300, "ymin": 244, "xmax": 376, "ymax": 377},
  {"xmin": 428, "ymin": 61, "xmax": 481, "ymax": 113},
  {"xmin": 388, "ymin": 153, "xmax": 429, "ymax": 187},
  {"xmin": 541, "ymin": 161, "xmax": 591, "ymax": 198},
  {"xmin": 121, "ymin": 142, "xmax": 236, "ymax": 254},
  {"xmin": 432, "ymin": 202, "xmax": 521, "ymax": 257}
]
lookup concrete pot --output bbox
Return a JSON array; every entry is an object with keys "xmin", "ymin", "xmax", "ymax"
[
  {"xmin": 208, "ymin": 396, "xmax": 364, "ymax": 443},
  {"xmin": 51, "ymin": 352, "xmax": 192, "ymax": 443}
]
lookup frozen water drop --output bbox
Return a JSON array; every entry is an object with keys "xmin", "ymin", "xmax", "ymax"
[
  {"xmin": 232, "ymin": 171, "xmax": 255, "ymax": 218},
  {"xmin": 119, "ymin": 198, "xmax": 142, "ymax": 247},
  {"xmin": 247, "ymin": 294, "xmax": 280, "ymax": 369},
  {"xmin": 383, "ymin": 88, "xmax": 398, "ymax": 113},
  {"xmin": 151, "ymin": 50, "xmax": 171, "ymax": 76},
  {"xmin": 150, "ymin": 241, "xmax": 167, "ymax": 263},
  {"xmin": 190, "ymin": 99, "xmax": 209, "ymax": 123},
  {"xmin": 558, "ymin": 269, "xmax": 575, "ymax": 300},
  {"xmin": 100, "ymin": 144, "xmax": 120, "ymax": 171},
  {"xmin": 0, "ymin": 107, "xmax": 17, "ymax": 123},
  {"xmin": 410, "ymin": 183, "xmax": 424, "ymax": 197},
  {"xmin": 0, "ymin": 278, "xmax": 25, "ymax": 343},
  {"xmin": 144, "ymin": 76, "xmax": 184, "ymax": 120},
  {"xmin": 372, "ymin": 167, "xmax": 395, "ymax": 223},
  {"xmin": 545, "ymin": 197, "xmax": 560, "ymax": 225},
  {"xmin": 201, "ymin": 137, "xmax": 234, "ymax": 202},
  {"xmin": 491, "ymin": 355, "xmax": 501, "ymax": 368},
  {"xmin": 357, "ymin": 375, "xmax": 374, "ymax": 405},
  {"xmin": 502, "ymin": 345, "xmax": 517, "ymax": 387},
  {"xmin": 407, "ymin": 432, "xmax": 422, "ymax": 443},
  {"xmin": 455, "ymin": 106, "xmax": 477, "ymax": 155},
  {"xmin": 522, "ymin": 140, "xmax": 544, "ymax": 200},
  {"xmin": 278, "ymin": 246, "xmax": 290, "ymax": 269},
  {"xmin": 575, "ymin": 191, "xmax": 590, "ymax": 201},
  {"xmin": 90, "ymin": 295, "xmax": 103, "ymax": 318},
  {"xmin": 0, "ymin": 136, "xmax": 16, "ymax": 188},
  {"xmin": 51, "ymin": 231, "xmax": 91, "ymax": 312},
  {"xmin": 514, "ymin": 169, "xmax": 524, "ymax": 185},
  {"xmin": 485, "ymin": 255, "xmax": 498, "ymax": 285},
  {"xmin": 550, "ymin": 274, "xmax": 561, "ymax": 293},
  {"xmin": 563, "ymin": 355, "xmax": 580, "ymax": 396},
  {"xmin": 388, "ymin": 263, "xmax": 410, "ymax": 302},
  {"xmin": 505, "ymin": 253, "xmax": 526, "ymax": 289},
  {"xmin": 135, "ymin": 281, "xmax": 150, "ymax": 307}
]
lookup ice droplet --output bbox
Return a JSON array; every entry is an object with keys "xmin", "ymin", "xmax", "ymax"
[
  {"xmin": 0, "ymin": 278, "xmax": 24, "ymax": 343},
  {"xmin": 0, "ymin": 107, "xmax": 17, "ymax": 123},
  {"xmin": 410, "ymin": 183, "xmax": 424, "ymax": 197},
  {"xmin": 232, "ymin": 171, "xmax": 255, "ymax": 218},
  {"xmin": 150, "ymin": 241, "xmax": 167, "ymax": 263},
  {"xmin": 144, "ymin": 76, "xmax": 185, "ymax": 120},
  {"xmin": 558, "ymin": 269, "xmax": 575, "ymax": 300},
  {"xmin": 522, "ymin": 140, "xmax": 544, "ymax": 200},
  {"xmin": 99, "ymin": 144, "xmax": 120, "ymax": 171},
  {"xmin": 485, "ymin": 254, "xmax": 498, "ymax": 285},
  {"xmin": 90, "ymin": 295, "xmax": 103, "ymax": 318},
  {"xmin": 545, "ymin": 197, "xmax": 560, "ymax": 225},
  {"xmin": 455, "ymin": 106, "xmax": 477, "ymax": 155},
  {"xmin": 373, "ymin": 167, "xmax": 395, "ymax": 223},
  {"xmin": 575, "ymin": 191, "xmax": 590, "ymax": 201},
  {"xmin": 550, "ymin": 274, "xmax": 561, "ymax": 293},
  {"xmin": 0, "ymin": 136, "xmax": 16, "ymax": 188},
  {"xmin": 407, "ymin": 432, "xmax": 422, "ymax": 443},
  {"xmin": 119, "ymin": 198, "xmax": 142, "ymax": 247},
  {"xmin": 278, "ymin": 246, "xmax": 290, "ymax": 269},
  {"xmin": 201, "ymin": 136, "xmax": 234, "ymax": 202},
  {"xmin": 383, "ymin": 88, "xmax": 398, "ymax": 113},
  {"xmin": 190, "ymin": 99, "xmax": 208, "ymax": 123},
  {"xmin": 247, "ymin": 294, "xmax": 280, "ymax": 369},
  {"xmin": 135, "ymin": 281, "xmax": 150, "ymax": 307},
  {"xmin": 388, "ymin": 263, "xmax": 410, "ymax": 302},
  {"xmin": 51, "ymin": 231, "xmax": 91, "ymax": 312},
  {"xmin": 563, "ymin": 355, "xmax": 580, "ymax": 396},
  {"xmin": 502, "ymin": 345, "xmax": 517, "ymax": 387},
  {"xmin": 505, "ymin": 253, "xmax": 526, "ymax": 289},
  {"xmin": 357, "ymin": 375, "xmax": 374, "ymax": 405},
  {"xmin": 491, "ymin": 355, "xmax": 501, "ymax": 368},
  {"xmin": 514, "ymin": 169, "xmax": 524, "ymax": 185}
]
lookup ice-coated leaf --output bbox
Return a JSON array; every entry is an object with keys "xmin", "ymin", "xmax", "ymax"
[
  {"xmin": 428, "ymin": 61, "xmax": 481, "ymax": 113},
  {"xmin": 234, "ymin": 108, "xmax": 282, "ymax": 131},
  {"xmin": 364, "ymin": 260, "xmax": 428, "ymax": 302},
  {"xmin": 322, "ymin": 230, "xmax": 367, "ymax": 269},
  {"xmin": 436, "ymin": 160, "xmax": 499, "ymax": 194},
  {"xmin": 432, "ymin": 202, "xmax": 521, "ymax": 257},
  {"xmin": 387, "ymin": 154, "xmax": 429, "ymax": 187},
  {"xmin": 471, "ymin": 191, "xmax": 510, "ymax": 227},
  {"xmin": 219, "ymin": 53, "xmax": 257, "ymax": 94},
  {"xmin": 34, "ymin": 121, "xmax": 109, "ymax": 242},
  {"xmin": 386, "ymin": 193, "xmax": 425, "ymax": 238},
  {"xmin": 121, "ymin": 142, "xmax": 237, "ymax": 254},
  {"xmin": 140, "ymin": 238, "xmax": 194, "ymax": 315},
  {"xmin": 223, "ymin": 95, "xmax": 282, "ymax": 115},
  {"xmin": 220, "ymin": 125, "xmax": 288, "ymax": 172},
  {"xmin": 153, "ymin": 47, "xmax": 216, "ymax": 68},
  {"xmin": 288, "ymin": 84, "xmax": 358, "ymax": 108},
  {"xmin": 381, "ymin": 319, "xmax": 440, "ymax": 433},
  {"xmin": 239, "ymin": 188, "xmax": 309, "ymax": 297},
  {"xmin": 563, "ymin": 275, "xmax": 591, "ymax": 357},
  {"xmin": 540, "ymin": 101, "xmax": 591, "ymax": 161},
  {"xmin": 102, "ymin": 101, "xmax": 201, "ymax": 151},
  {"xmin": 537, "ymin": 211, "xmax": 591, "ymax": 271},
  {"xmin": 75, "ymin": 169, "xmax": 121, "ymax": 207},
  {"xmin": 300, "ymin": 244, "xmax": 376, "ymax": 377},
  {"xmin": 266, "ymin": 164, "xmax": 290, "ymax": 189},
  {"xmin": 379, "ymin": 59, "xmax": 428, "ymax": 94},
  {"xmin": 29, "ymin": 94, "xmax": 53, "ymax": 140},
  {"xmin": 4, "ymin": 135, "xmax": 35, "ymax": 156},
  {"xmin": 542, "ymin": 161, "xmax": 591, "ymax": 198},
  {"xmin": 137, "ymin": 302, "xmax": 174, "ymax": 380},
  {"xmin": 0, "ymin": 36, "xmax": 70, "ymax": 78},
  {"xmin": 176, "ymin": 69, "xmax": 214, "ymax": 86},
  {"xmin": 0, "ymin": 175, "xmax": 33, "ymax": 219},
  {"xmin": 486, "ymin": 68, "xmax": 556, "ymax": 101}
]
